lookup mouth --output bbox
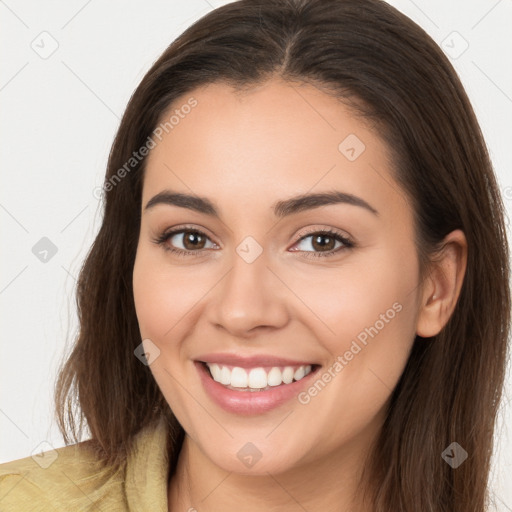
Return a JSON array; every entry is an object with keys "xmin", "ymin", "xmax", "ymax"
[
  {"xmin": 199, "ymin": 361, "xmax": 321, "ymax": 392},
  {"xmin": 194, "ymin": 353, "xmax": 323, "ymax": 414}
]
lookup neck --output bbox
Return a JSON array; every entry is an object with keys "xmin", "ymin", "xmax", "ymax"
[{"xmin": 168, "ymin": 429, "xmax": 377, "ymax": 512}]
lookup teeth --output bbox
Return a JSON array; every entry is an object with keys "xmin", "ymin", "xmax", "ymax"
[
  {"xmin": 282, "ymin": 367, "xmax": 294, "ymax": 384},
  {"xmin": 294, "ymin": 366, "xmax": 305, "ymax": 381},
  {"xmin": 220, "ymin": 366, "xmax": 231, "ymax": 385},
  {"xmin": 267, "ymin": 367, "xmax": 282, "ymax": 387},
  {"xmin": 231, "ymin": 367, "xmax": 248, "ymax": 388},
  {"xmin": 248, "ymin": 368, "xmax": 267, "ymax": 389},
  {"xmin": 205, "ymin": 363, "xmax": 313, "ymax": 391}
]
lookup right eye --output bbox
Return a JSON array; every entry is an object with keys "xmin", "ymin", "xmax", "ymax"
[{"xmin": 153, "ymin": 227, "xmax": 218, "ymax": 256}]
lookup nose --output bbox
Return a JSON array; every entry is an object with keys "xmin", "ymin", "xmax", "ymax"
[{"xmin": 206, "ymin": 248, "xmax": 290, "ymax": 338}]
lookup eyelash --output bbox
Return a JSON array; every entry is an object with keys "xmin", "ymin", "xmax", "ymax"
[{"xmin": 152, "ymin": 225, "xmax": 354, "ymax": 259}]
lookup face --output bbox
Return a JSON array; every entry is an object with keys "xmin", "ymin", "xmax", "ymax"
[{"xmin": 132, "ymin": 78, "xmax": 422, "ymax": 476}]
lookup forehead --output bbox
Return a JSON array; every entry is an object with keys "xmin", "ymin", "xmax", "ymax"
[{"xmin": 142, "ymin": 79, "xmax": 409, "ymax": 221}]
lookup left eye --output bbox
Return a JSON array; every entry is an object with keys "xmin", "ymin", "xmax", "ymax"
[
  {"xmin": 292, "ymin": 232, "xmax": 347, "ymax": 253},
  {"xmin": 288, "ymin": 230, "xmax": 354, "ymax": 258}
]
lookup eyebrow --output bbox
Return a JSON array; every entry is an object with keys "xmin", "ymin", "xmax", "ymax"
[{"xmin": 144, "ymin": 189, "xmax": 378, "ymax": 217}]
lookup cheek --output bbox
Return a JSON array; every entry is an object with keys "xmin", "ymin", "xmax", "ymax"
[
  {"xmin": 133, "ymin": 253, "xmax": 170, "ymax": 339},
  {"xmin": 132, "ymin": 245, "xmax": 202, "ymax": 340},
  {"xmin": 286, "ymin": 249, "xmax": 418, "ymax": 452},
  {"xmin": 299, "ymin": 243, "xmax": 418, "ymax": 385},
  {"xmin": 132, "ymin": 246, "xmax": 197, "ymax": 415},
  {"xmin": 295, "ymin": 248, "xmax": 415, "ymax": 342}
]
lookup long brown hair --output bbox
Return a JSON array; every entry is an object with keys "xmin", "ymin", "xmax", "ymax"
[{"xmin": 54, "ymin": 0, "xmax": 510, "ymax": 510}]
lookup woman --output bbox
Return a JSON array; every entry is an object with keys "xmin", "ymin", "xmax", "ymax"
[{"xmin": 1, "ymin": 0, "xmax": 509, "ymax": 510}]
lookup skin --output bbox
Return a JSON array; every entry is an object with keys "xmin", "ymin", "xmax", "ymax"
[{"xmin": 132, "ymin": 78, "xmax": 467, "ymax": 512}]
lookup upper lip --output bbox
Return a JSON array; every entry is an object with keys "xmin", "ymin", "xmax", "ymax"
[{"xmin": 195, "ymin": 352, "xmax": 318, "ymax": 369}]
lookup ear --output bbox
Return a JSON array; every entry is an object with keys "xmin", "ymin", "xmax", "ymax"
[{"xmin": 416, "ymin": 229, "xmax": 468, "ymax": 338}]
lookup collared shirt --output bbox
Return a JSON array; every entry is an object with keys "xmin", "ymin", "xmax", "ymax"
[{"xmin": 0, "ymin": 417, "xmax": 171, "ymax": 511}]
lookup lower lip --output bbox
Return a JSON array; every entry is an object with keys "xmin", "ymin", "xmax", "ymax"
[{"xmin": 195, "ymin": 361, "xmax": 320, "ymax": 415}]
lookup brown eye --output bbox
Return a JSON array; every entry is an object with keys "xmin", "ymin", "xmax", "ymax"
[
  {"xmin": 154, "ymin": 227, "xmax": 217, "ymax": 255},
  {"xmin": 310, "ymin": 233, "xmax": 337, "ymax": 252},
  {"xmin": 180, "ymin": 230, "xmax": 207, "ymax": 250},
  {"xmin": 291, "ymin": 229, "xmax": 354, "ymax": 259}
]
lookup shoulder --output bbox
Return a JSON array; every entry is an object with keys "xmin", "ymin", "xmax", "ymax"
[{"xmin": 0, "ymin": 441, "xmax": 127, "ymax": 512}]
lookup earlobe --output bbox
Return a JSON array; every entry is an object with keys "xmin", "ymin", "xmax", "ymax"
[{"xmin": 416, "ymin": 229, "xmax": 468, "ymax": 338}]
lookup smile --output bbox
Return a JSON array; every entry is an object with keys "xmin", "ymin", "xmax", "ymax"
[
  {"xmin": 205, "ymin": 362, "xmax": 314, "ymax": 392},
  {"xmin": 195, "ymin": 360, "xmax": 321, "ymax": 415}
]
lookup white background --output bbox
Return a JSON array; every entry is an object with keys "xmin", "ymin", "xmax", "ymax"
[{"xmin": 1, "ymin": 0, "xmax": 511, "ymax": 508}]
